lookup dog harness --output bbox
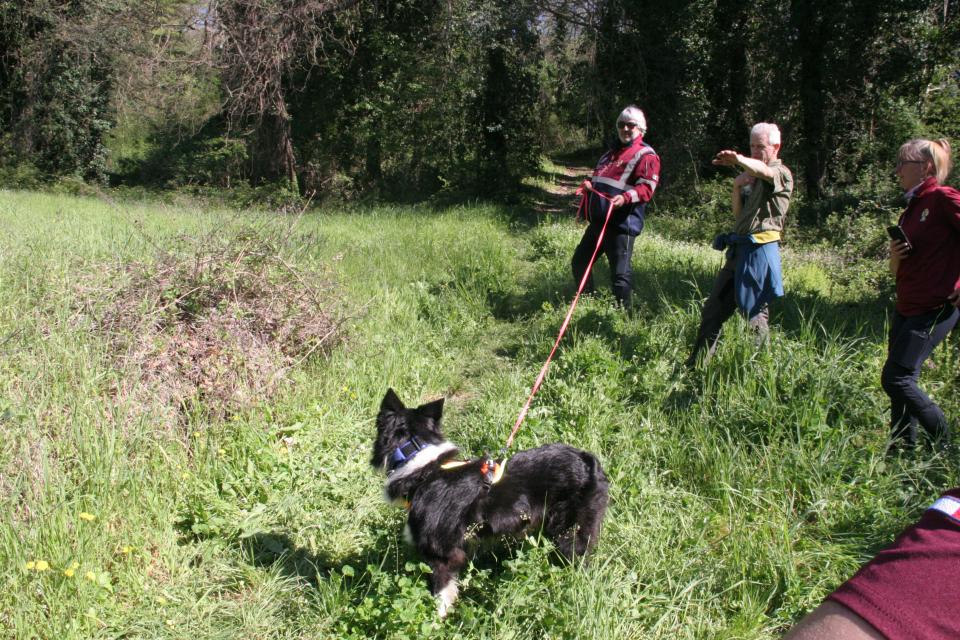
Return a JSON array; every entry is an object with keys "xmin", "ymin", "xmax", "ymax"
[
  {"xmin": 441, "ymin": 457, "xmax": 507, "ymax": 485},
  {"xmin": 391, "ymin": 438, "xmax": 507, "ymax": 483},
  {"xmin": 392, "ymin": 455, "xmax": 507, "ymax": 511}
]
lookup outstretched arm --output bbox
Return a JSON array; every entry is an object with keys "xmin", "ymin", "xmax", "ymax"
[{"xmin": 713, "ymin": 150, "xmax": 778, "ymax": 183}]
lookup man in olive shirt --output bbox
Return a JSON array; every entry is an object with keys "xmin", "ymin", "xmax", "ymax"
[{"xmin": 687, "ymin": 123, "xmax": 794, "ymax": 366}]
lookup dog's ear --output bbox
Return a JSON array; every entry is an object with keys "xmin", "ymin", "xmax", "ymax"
[
  {"xmin": 417, "ymin": 397, "xmax": 444, "ymax": 423},
  {"xmin": 381, "ymin": 388, "xmax": 405, "ymax": 413}
]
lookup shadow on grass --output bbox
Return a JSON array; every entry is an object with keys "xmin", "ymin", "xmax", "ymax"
[
  {"xmin": 485, "ymin": 255, "xmax": 893, "ymax": 422},
  {"xmin": 490, "ymin": 268, "xmax": 570, "ymax": 323},
  {"xmin": 632, "ymin": 256, "xmax": 891, "ymax": 345},
  {"xmin": 495, "ymin": 154, "xmax": 596, "ymax": 230},
  {"xmin": 240, "ymin": 528, "xmax": 410, "ymax": 585},
  {"xmin": 239, "ymin": 526, "xmax": 580, "ymax": 618}
]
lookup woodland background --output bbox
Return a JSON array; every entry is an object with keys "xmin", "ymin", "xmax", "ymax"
[{"xmin": 2, "ymin": 0, "xmax": 959, "ymax": 214}]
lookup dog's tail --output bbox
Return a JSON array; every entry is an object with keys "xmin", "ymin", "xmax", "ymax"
[
  {"xmin": 580, "ymin": 450, "xmax": 609, "ymax": 494},
  {"xmin": 574, "ymin": 451, "xmax": 609, "ymax": 558}
]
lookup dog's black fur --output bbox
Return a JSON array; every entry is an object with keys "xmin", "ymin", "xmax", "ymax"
[{"xmin": 371, "ymin": 388, "xmax": 609, "ymax": 616}]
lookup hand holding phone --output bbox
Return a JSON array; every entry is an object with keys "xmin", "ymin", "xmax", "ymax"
[{"xmin": 886, "ymin": 225, "xmax": 912, "ymax": 254}]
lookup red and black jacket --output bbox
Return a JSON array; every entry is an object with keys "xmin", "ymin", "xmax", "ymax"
[{"xmin": 586, "ymin": 136, "xmax": 660, "ymax": 236}]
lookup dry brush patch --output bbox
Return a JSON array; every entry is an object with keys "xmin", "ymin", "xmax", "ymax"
[{"xmin": 77, "ymin": 227, "xmax": 346, "ymax": 433}]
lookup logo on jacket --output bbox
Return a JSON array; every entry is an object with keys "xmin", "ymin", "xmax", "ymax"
[{"xmin": 920, "ymin": 209, "xmax": 929, "ymax": 222}]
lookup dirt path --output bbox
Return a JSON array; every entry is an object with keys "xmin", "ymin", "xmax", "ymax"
[{"xmin": 527, "ymin": 159, "xmax": 592, "ymax": 217}]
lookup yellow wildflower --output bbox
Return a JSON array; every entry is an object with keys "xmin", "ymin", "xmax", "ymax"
[
  {"xmin": 64, "ymin": 568, "xmax": 75, "ymax": 577},
  {"xmin": 35, "ymin": 560, "xmax": 49, "ymax": 571},
  {"xmin": 192, "ymin": 431, "xmax": 200, "ymax": 438},
  {"xmin": 85, "ymin": 571, "xmax": 96, "ymax": 582},
  {"xmin": 70, "ymin": 561, "xmax": 80, "ymax": 570},
  {"xmin": 79, "ymin": 512, "xmax": 96, "ymax": 521},
  {"xmin": 25, "ymin": 561, "xmax": 35, "ymax": 570},
  {"xmin": 121, "ymin": 546, "xmax": 133, "ymax": 554}
]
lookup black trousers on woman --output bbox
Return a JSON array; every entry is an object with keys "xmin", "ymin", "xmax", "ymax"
[
  {"xmin": 881, "ymin": 304, "xmax": 959, "ymax": 448},
  {"xmin": 571, "ymin": 226, "xmax": 635, "ymax": 309}
]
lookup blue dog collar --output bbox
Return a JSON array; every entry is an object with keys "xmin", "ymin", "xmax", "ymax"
[{"xmin": 388, "ymin": 437, "xmax": 425, "ymax": 472}]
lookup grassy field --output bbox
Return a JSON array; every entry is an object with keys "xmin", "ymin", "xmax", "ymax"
[{"xmin": 1, "ymin": 186, "xmax": 957, "ymax": 639}]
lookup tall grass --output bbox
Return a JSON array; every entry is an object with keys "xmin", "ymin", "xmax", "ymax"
[{"xmin": 0, "ymin": 188, "xmax": 956, "ymax": 639}]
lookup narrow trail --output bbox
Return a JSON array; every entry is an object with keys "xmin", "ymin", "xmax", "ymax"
[{"xmin": 527, "ymin": 159, "xmax": 593, "ymax": 217}]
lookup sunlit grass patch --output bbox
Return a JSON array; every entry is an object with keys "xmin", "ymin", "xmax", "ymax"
[{"xmin": 0, "ymin": 189, "xmax": 956, "ymax": 639}]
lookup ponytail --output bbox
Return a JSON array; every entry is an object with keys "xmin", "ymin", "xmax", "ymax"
[{"xmin": 931, "ymin": 138, "xmax": 952, "ymax": 183}]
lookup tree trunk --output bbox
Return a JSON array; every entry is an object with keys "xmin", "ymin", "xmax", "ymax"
[
  {"xmin": 250, "ymin": 106, "xmax": 297, "ymax": 188},
  {"xmin": 705, "ymin": 2, "xmax": 750, "ymax": 155},
  {"xmin": 792, "ymin": 0, "xmax": 827, "ymax": 209}
]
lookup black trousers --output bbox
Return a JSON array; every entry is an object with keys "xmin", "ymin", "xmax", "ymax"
[
  {"xmin": 881, "ymin": 304, "xmax": 958, "ymax": 447},
  {"xmin": 686, "ymin": 257, "xmax": 769, "ymax": 366},
  {"xmin": 571, "ymin": 226, "xmax": 635, "ymax": 308}
]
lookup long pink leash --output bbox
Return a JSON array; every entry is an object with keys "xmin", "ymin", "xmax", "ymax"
[{"xmin": 504, "ymin": 187, "xmax": 615, "ymax": 450}]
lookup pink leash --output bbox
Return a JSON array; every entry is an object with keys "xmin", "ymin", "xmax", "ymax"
[{"xmin": 504, "ymin": 187, "xmax": 615, "ymax": 450}]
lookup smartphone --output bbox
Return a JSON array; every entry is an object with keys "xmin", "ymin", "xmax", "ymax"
[{"xmin": 886, "ymin": 225, "xmax": 912, "ymax": 253}]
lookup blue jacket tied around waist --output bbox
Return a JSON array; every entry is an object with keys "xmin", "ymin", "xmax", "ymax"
[{"xmin": 713, "ymin": 233, "xmax": 784, "ymax": 319}]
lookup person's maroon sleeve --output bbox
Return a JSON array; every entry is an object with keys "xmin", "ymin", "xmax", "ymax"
[{"xmin": 827, "ymin": 489, "xmax": 960, "ymax": 640}]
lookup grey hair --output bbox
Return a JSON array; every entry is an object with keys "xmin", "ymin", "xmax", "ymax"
[
  {"xmin": 617, "ymin": 105, "xmax": 647, "ymax": 135},
  {"xmin": 750, "ymin": 122, "xmax": 781, "ymax": 146},
  {"xmin": 898, "ymin": 138, "xmax": 953, "ymax": 183}
]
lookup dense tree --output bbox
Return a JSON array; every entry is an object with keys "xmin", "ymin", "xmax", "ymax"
[
  {"xmin": 0, "ymin": 1, "xmax": 125, "ymax": 180},
  {"xmin": 211, "ymin": 0, "xmax": 362, "ymax": 187},
  {"xmin": 476, "ymin": 0, "xmax": 544, "ymax": 192},
  {"xmin": 1, "ymin": 0, "xmax": 957, "ymax": 206}
]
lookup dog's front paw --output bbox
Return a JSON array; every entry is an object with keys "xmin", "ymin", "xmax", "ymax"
[{"xmin": 436, "ymin": 581, "xmax": 458, "ymax": 618}]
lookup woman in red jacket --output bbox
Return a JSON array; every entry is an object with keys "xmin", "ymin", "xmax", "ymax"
[
  {"xmin": 572, "ymin": 105, "xmax": 660, "ymax": 310},
  {"xmin": 775, "ymin": 141, "xmax": 960, "ymax": 640},
  {"xmin": 883, "ymin": 138, "xmax": 960, "ymax": 452}
]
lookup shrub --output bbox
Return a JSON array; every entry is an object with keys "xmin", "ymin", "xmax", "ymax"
[{"xmin": 76, "ymin": 225, "xmax": 345, "ymax": 430}]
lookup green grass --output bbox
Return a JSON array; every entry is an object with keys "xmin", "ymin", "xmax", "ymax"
[{"xmin": 0, "ymin": 188, "xmax": 957, "ymax": 639}]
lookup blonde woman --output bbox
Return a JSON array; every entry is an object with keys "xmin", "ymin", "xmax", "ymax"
[
  {"xmin": 882, "ymin": 138, "xmax": 960, "ymax": 452},
  {"xmin": 784, "ymin": 141, "xmax": 959, "ymax": 640}
]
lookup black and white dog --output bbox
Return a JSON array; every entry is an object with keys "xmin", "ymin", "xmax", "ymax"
[{"xmin": 371, "ymin": 388, "xmax": 609, "ymax": 617}]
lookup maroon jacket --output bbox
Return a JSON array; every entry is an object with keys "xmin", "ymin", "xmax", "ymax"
[
  {"xmin": 895, "ymin": 177, "xmax": 960, "ymax": 316},
  {"xmin": 828, "ymin": 487, "xmax": 960, "ymax": 640}
]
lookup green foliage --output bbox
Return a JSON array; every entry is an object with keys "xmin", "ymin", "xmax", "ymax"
[
  {"xmin": 475, "ymin": 2, "xmax": 544, "ymax": 194},
  {"xmin": 125, "ymin": 113, "xmax": 247, "ymax": 190},
  {"xmin": 0, "ymin": 0, "xmax": 127, "ymax": 182},
  {"xmin": 287, "ymin": 0, "xmax": 547, "ymax": 200},
  {"xmin": 649, "ymin": 176, "xmax": 737, "ymax": 244},
  {"xmin": 176, "ymin": 137, "xmax": 249, "ymax": 189},
  {"xmin": 0, "ymin": 144, "xmax": 44, "ymax": 189},
  {"xmin": 922, "ymin": 66, "xmax": 960, "ymax": 171},
  {"xmin": 4, "ymin": 0, "xmax": 958, "ymax": 209},
  {"xmin": 335, "ymin": 563, "xmax": 440, "ymax": 639}
]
